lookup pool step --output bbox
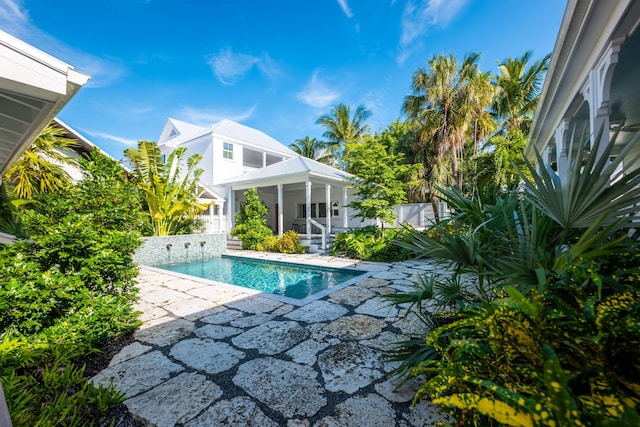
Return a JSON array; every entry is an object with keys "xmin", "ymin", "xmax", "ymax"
[
  {"xmin": 226, "ymin": 238, "xmax": 243, "ymax": 251},
  {"xmin": 299, "ymin": 235, "xmax": 334, "ymax": 255}
]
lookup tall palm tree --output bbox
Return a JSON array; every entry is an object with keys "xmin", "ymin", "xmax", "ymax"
[
  {"xmin": 316, "ymin": 103, "xmax": 372, "ymax": 168},
  {"xmin": 4, "ymin": 123, "xmax": 79, "ymax": 200},
  {"xmin": 290, "ymin": 136, "xmax": 332, "ymax": 164},
  {"xmin": 492, "ymin": 51, "xmax": 551, "ymax": 134},
  {"xmin": 402, "ymin": 52, "xmax": 493, "ymax": 192}
]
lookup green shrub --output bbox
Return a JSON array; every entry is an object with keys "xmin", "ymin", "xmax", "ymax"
[
  {"xmin": 231, "ymin": 188, "xmax": 273, "ymax": 249},
  {"xmin": 256, "ymin": 230, "xmax": 306, "ymax": 254},
  {"xmin": 330, "ymin": 225, "xmax": 412, "ymax": 261}
]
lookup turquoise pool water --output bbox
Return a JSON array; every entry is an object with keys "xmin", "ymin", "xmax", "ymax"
[{"xmin": 157, "ymin": 255, "xmax": 364, "ymax": 300}]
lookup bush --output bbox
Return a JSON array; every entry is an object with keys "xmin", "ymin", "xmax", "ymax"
[
  {"xmin": 330, "ymin": 226, "xmax": 413, "ymax": 261},
  {"xmin": 231, "ymin": 188, "xmax": 273, "ymax": 249},
  {"xmin": 256, "ymin": 230, "xmax": 306, "ymax": 254},
  {"xmin": 0, "ymin": 152, "xmax": 142, "ymax": 425}
]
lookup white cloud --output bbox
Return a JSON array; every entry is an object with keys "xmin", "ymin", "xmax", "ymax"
[
  {"xmin": 296, "ymin": 71, "xmax": 340, "ymax": 109},
  {"xmin": 337, "ymin": 0, "xmax": 353, "ymax": 18},
  {"xmin": 362, "ymin": 90, "xmax": 384, "ymax": 115},
  {"xmin": 81, "ymin": 129, "xmax": 138, "ymax": 146},
  {"xmin": 177, "ymin": 104, "xmax": 257, "ymax": 125},
  {"xmin": 207, "ymin": 48, "xmax": 280, "ymax": 85},
  {"xmin": 397, "ymin": 0, "xmax": 470, "ymax": 65},
  {"xmin": 0, "ymin": 0, "xmax": 127, "ymax": 87}
]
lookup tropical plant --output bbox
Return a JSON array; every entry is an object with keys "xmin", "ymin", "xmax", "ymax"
[
  {"xmin": 3, "ymin": 122, "xmax": 79, "ymax": 200},
  {"xmin": 330, "ymin": 226, "xmax": 412, "ymax": 262},
  {"xmin": 290, "ymin": 136, "xmax": 333, "ymax": 164},
  {"xmin": 386, "ymin": 127, "xmax": 640, "ymax": 425},
  {"xmin": 344, "ymin": 139, "xmax": 419, "ymax": 233},
  {"xmin": 124, "ymin": 140, "xmax": 207, "ymax": 236},
  {"xmin": 492, "ymin": 51, "xmax": 551, "ymax": 134},
  {"xmin": 316, "ymin": 103, "xmax": 372, "ymax": 167},
  {"xmin": 231, "ymin": 188, "xmax": 273, "ymax": 249},
  {"xmin": 256, "ymin": 230, "xmax": 306, "ymax": 254},
  {"xmin": 402, "ymin": 53, "xmax": 494, "ymax": 192}
]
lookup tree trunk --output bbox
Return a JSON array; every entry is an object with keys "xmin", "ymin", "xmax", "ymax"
[{"xmin": 431, "ymin": 195, "xmax": 441, "ymax": 224}]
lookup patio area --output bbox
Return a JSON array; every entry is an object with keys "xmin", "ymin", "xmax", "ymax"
[{"xmin": 92, "ymin": 251, "xmax": 453, "ymax": 426}]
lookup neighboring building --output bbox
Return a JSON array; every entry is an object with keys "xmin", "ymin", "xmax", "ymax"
[
  {"xmin": 0, "ymin": 30, "xmax": 90, "ymax": 244},
  {"xmin": 157, "ymin": 118, "xmax": 357, "ymax": 239},
  {"xmin": 526, "ymin": 0, "xmax": 640, "ymax": 180}
]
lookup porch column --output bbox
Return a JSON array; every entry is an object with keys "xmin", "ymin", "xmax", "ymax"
[
  {"xmin": 228, "ymin": 188, "xmax": 236, "ymax": 233},
  {"xmin": 325, "ymin": 184, "xmax": 331, "ymax": 235},
  {"xmin": 277, "ymin": 184, "xmax": 284, "ymax": 237},
  {"xmin": 342, "ymin": 187, "xmax": 348, "ymax": 228},
  {"xmin": 555, "ymin": 119, "xmax": 570, "ymax": 182},
  {"xmin": 218, "ymin": 201, "xmax": 225, "ymax": 233},
  {"xmin": 306, "ymin": 181, "xmax": 312, "ymax": 240},
  {"xmin": 208, "ymin": 203, "xmax": 214, "ymax": 233},
  {"xmin": 582, "ymin": 38, "xmax": 622, "ymax": 163},
  {"xmin": 262, "ymin": 152, "xmax": 267, "ymax": 168}
]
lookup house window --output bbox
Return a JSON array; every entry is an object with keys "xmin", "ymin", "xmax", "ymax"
[
  {"xmin": 318, "ymin": 202, "xmax": 327, "ymax": 218},
  {"xmin": 332, "ymin": 201, "xmax": 340, "ymax": 217},
  {"xmin": 297, "ymin": 204, "xmax": 307, "ymax": 219},
  {"xmin": 223, "ymin": 142, "xmax": 234, "ymax": 159},
  {"xmin": 297, "ymin": 202, "xmax": 332, "ymax": 219}
]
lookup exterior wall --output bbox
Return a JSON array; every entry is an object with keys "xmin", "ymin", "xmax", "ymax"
[
  {"xmin": 212, "ymin": 136, "xmax": 244, "ymax": 184},
  {"xmin": 134, "ymin": 233, "xmax": 226, "ymax": 266}
]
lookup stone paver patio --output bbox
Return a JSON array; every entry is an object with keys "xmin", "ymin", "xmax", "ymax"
[{"xmin": 92, "ymin": 250, "xmax": 452, "ymax": 426}]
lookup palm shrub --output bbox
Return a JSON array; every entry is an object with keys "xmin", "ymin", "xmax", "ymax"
[
  {"xmin": 330, "ymin": 225, "xmax": 413, "ymax": 261},
  {"xmin": 387, "ymin": 128, "xmax": 640, "ymax": 425},
  {"xmin": 231, "ymin": 188, "xmax": 273, "ymax": 249}
]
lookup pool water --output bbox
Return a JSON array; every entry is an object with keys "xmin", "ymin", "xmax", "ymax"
[{"xmin": 157, "ymin": 255, "xmax": 364, "ymax": 300}]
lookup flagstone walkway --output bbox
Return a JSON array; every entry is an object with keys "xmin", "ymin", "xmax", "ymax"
[{"xmin": 92, "ymin": 251, "xmax": 453, "ymax": 426}]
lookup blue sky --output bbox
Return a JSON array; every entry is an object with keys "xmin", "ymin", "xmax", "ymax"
[{"xmin": 2, "ymin": 0, "xmax": 565, "ymax": 160}]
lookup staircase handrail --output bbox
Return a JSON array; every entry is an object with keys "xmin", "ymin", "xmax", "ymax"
[{"xmin": 308, "ymin": 218, "xmax": 327, "ymax": 250}]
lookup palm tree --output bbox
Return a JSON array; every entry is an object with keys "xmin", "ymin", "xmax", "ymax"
[
  {"xmin": 316, "ymin": 103, "xmax": 372, "ymax": 167},
  {"xmin": 4, "ymin": 123, "xmax": 79, "ymax": 200},
  {"xmin": 402, "ymin": 52, "xmax": 493, "ymax": 192},
  {"xmin": 492, "ymin": 51, "xmax": 551, "ymax": 134},
  {"xmin": 124, "ymin": 140, "xmax": 207, "ymax": 236},
  {"xmin": 290, "ymin": 136, "xmax": 332, "ymax": 164}
]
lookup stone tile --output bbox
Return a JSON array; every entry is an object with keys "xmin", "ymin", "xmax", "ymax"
[
  {"xmin": 163, "ymin": 297, "xmax": 219, "ymax": 320},
  {"xmin": 125, "ymin": 372, "xmax": 221, "ymax": 427},
  {"xmin": 322, "ymin": 314, "xmax": 386, "ymax": 340},
  {"xmin": 374, "ymin": 377, "xmax": 423, "ymax": 403},
  {"xmin": 389, "ymin": 283, "xmax": 415, "ymax": 293},
  {"xmin": 288, "ymin": 420, "xmax": 311, "ymax": 427},
  {"xmin": 200, "ymin": 308, "xmax": 244, "ymax": 324},
  {"xmin": 403, "ymin": 399, "xmax": 455, "ymax": 426},
  {"xmin": 226, "ymin": 296, "xmax": 283, "ymax": 313},
  {"xmin": 108, "ymin": 342, "xmax": 152, "ymax": 367},
  {"xmin": 354, "ymin": 297, "xmax": 399, "ymax": 318},
  {"xmin": 134, "ymin": 301, "xmax": 169, "ymax": 323},
  {"xmin": 230, "ymin": 312, "xmax": 274, "ymax": 328},
  {"xmin": 185, "ymin": 396, "xmax": 278, "ymax": 427},
  {"xmin": 314, "ymin": 394, "xmax": 395, "ymax": 427},
  {"xmin": 233, "ymin": 357, "xmax": 326, "ymax": 418},
  {"xmin": 393, "ymin": 313, "xmax": 432, "ymax": 336},
  {"xmin": 327, "ymin": 285, "xmax": 376, "ymax": 306},
  {"xmin": 373, "ymin": 287, "xmax": 397, "ymax": 296},
  {"xmin": 285, "ymin": 300, "xmax": 348, "ymax": 323},
  {"xmin": 361, "ymin": 331, "xmax": 406, "ymax": 352},
  {"xmin": 371, "ymin": 271, "xmax": 407, "ymax": 280},
  {"xmin": 271, "ymin": 303, "xmax": 295, "ymax": 316},
  {"xmin": 186, "ymin": 285, "xmax": 239, "ymax": 301},
  {"xmin": 286, "ymin": 339, "xmax": 330, "ymax": 365},
  {"xmin": 232, "ymin": 320, "xmax": 308, "ymax": 355},
  {"xmin": 317, "ymin": 342, "xmax": 384, "ymax": 394},
  {"xmin": 160, "ymin": 277, "xmax": 208, "ymax": 292},
  {"xmin": 92, "ymin": 350, "xmax": 183, "ymax": 398},
  {"xmin": 195, "ymin": 324, "xmax": 243, "ymax": 339},
  {"xmin": 134, "ymin": 317, "xmax": 195, "ymax": 347},
  {"xmin": 357, "ymin": 278, "xmax": 391, "ymax": 289},
  {"xmin": 170, "ymin": 338, "xmax": 245, "ymax": 374},
  {"xmin": 139, "ymin": 288, "xmax": 191, "ymax": 305}
]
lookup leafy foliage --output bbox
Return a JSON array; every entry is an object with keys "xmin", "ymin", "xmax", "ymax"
[
  {"xmin": 125, "ymin": 140, "xmax": 208, "ymax": 236},
  {"xmin": 316, "ymin": 103, "xmax": 372, "ymax": 167},
  {"xmin": 387, "ymin": 129, "xmax": 640, "ymax": 425},
  {"xmin": 231, "ymin": 188, "xmax": 273, "ymax": 249},
  {"xmin": 330, "ymin": 226, "xmax": 412, "ymax": 261},
  {"xmin": 256, "ymin": 230, "xmax": 306, "ymax": 254},
  {"xmin": 0, "ymin": 153, "xmax": 142, "ymax": 425}
]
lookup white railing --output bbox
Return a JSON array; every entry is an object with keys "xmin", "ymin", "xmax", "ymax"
[
  {"xmin": 196, "ymin": 214, "xmax": 226, "ymax": 234},
  {"xmin": 308, "ymin": 218, "xmax": 327, "ymax": 250}
]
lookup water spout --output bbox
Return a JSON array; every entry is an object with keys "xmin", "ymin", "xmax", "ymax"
[
  {"xmin": 200, "ymin": 241, "xmax": 206, "ymax": 246},
  {"xmin": 166, "ymin": 243, "xmax": 172, "ymax": 249},
  {"xmin": 184, "ymin": 242, "xmax": 191, "ymax": 248}
]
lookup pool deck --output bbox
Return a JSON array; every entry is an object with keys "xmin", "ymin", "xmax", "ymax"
[{"xmin": 92, "ymin": 250, "xmax": 453, "ymax": 426}]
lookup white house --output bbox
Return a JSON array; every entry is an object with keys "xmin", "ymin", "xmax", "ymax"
[
  {"xmin": 526, "ymin": 0, "xmax": 640, "ymax": 179},
  {"xmin": 157, "ymin": 118, "xmax": 361, "ymax": 240}
]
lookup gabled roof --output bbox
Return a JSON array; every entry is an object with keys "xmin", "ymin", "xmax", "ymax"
[
  {"xmin": 0, "ymin": 30, "xmax": 90, "ymax": 177},
  {"xmin": 158, "ymin": 118, "xmax": 208, "ymax": 147},
  {"xmin": 211, "ymin": 119, "xmax": 296, "ymax": 157},
  {"xmin": 220, "ymin": 155, "xmax": 352, "ymax": 189}
]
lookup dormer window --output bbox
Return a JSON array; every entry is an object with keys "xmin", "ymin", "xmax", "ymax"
[
  {"xmin": 223, "ymin": 142, "xmax": 234, "ymax": 159},
  {"xmin": 168, "ymin": 128, "xmax": 179, "ymax": 139}
]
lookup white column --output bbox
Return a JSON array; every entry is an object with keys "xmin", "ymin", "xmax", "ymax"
[
  {"xmin": 342, "ymin": 187, "xmax": 348, "ymax": 228},
  {"xmin": 218, "ymin": 201, "xmax": 225, "ymax": 233},
  {"xmin": 277, "ymin": 184, "xmax": 284, "ymax": 237},
  {"xmin": 208, "ymin": 203, "xmax": 214, "ymax": 233},
  {"xmin": 306, "ymin": 181, "xmax": 312, "ymax": 240},
  {"xmin": 228, "ymin": 188, "xmax": 235, "ymax": 233},
  {"xmin": 555, "ymin": 119, "xmax": 570, "ymax": 181},
  {"xmin": 262, "ymin": 152, "xmax": 267, "ymax": 168},
  {"xmin": 325, "ymin": 184, "xmax": 331, "ymax": 235}
]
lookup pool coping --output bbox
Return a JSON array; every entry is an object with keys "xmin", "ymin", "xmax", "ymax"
[{"xmin": 140, "ymin": 251, "xmax": 383, "ymax": 307}]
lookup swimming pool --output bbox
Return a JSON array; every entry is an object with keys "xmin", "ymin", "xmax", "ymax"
[{"xmin": 156, "ymin": 255, "xmax": 366, "ymax": 300}]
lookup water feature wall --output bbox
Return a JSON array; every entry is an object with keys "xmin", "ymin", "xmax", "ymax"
[{"xmin": 134, "ymin": 233, "xmax": 226, "ymax": 266}]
